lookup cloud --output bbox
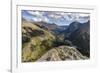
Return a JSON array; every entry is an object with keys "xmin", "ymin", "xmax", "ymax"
[
  {"xmin": 22, "ymin": 10, "xmax": 90, "ymax": 25},
  {"xmin": 43, "ymin": 17, "xmax": 49, "ymax": 22},
  {"xmin": 32, "ymin": 17, "xmax": 42, "ymax": 22},
  {"xmin": 79, "ymin": 14, "xmax": 90, "ymax": 17},
  {"xmin": 62, "ymin": 13, "xmax": 90, "ymax": 23},
  {"xmin": 49, "ymin": 14, "xmax": 62, "ymax": 19},
  {"xmin": 27, "ymin": 11, "xmax": 42, "ymax": 17},
  {"xmin": 25, "ymin": 11, "xmax": 48, "ymax": 22}
]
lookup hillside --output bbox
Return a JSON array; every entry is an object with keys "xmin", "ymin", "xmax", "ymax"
[
  {"xmin": 22, "ymin": 20, "xmax": 55, "ymax": 62},
  {"xmin": 37, "ymin": 46, "xmax": 88, "ymax": 61}
]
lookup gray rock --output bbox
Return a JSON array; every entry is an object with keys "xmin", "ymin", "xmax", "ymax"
[{"xmin": 37, "ymin": 46, "xmax": 88, "ymax": 62}]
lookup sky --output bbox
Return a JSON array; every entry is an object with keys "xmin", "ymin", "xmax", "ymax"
[{"xmin": 22, "ymin": 10, "xmax": 90, "ymax": 26}]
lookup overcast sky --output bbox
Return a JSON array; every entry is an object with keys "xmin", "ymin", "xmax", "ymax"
[{"xmin": 22, "ymin": 10, "xmax": 90, "ymax": 26}]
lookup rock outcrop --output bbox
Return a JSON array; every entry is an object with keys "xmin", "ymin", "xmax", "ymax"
[{"xmin": 37, "ymin": 46, "xmax": 88, "ymax": 62}]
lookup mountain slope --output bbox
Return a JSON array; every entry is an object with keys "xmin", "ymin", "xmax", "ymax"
[
  {"xmin": 22, "ymin": 20, "xmax": 55, "ymax": 62},
  {"xmin": 33, "ymin": 21, "xmax": 67, "ymax": 35},
  {"xmin": 65, "ymin": 21, "xmax": 90, "ymax": 57},
  {"xmin": 37, "ymin": 46, "xmax": 88, "ymax": 61},
  {"xmin": 66, "ymin": 21, "xmax": 82, "ymax": 33}
]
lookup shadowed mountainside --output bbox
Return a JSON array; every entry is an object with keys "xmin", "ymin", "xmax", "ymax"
[{"xmin": 64, "ymin": 21, "xmax": 90, "ymax": 57}]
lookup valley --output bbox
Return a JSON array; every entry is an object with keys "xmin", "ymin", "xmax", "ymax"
[{"xmin": 22, "ymin": 18, "xmax": 90, "ymax": 62}]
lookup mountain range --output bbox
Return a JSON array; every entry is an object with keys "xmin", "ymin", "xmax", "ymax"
[{"xmin": 22, "ymin": 17, "xmax": 90, "ymax": 62}]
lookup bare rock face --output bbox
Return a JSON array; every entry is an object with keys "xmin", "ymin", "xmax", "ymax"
[{"xmin": 37, "ymin": 46, "xmax": 88, "ymax": 62}]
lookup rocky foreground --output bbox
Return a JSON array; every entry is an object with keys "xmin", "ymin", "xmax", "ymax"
[{"xmin": 37, "ymin": 46, "xmax": 88, "ymax": 61}]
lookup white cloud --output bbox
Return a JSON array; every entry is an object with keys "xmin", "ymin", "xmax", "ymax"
[
  {"xmin": 43, "ymin": 17, "xmax": 49, "ymax": 22},
  {"xmin": 48, "ymin": 13, "xmax": 62, "ymax": 20},
  {"xmin": 24, "ymin": 10, "xmax": 90, "ymax": 24},
  {"xmin": 79, "ymin": 14, "xmax": 89, "ymax": 17},
  {"xmin": 27, "ymin": 11, "xmax": 49, "ymax": 22},
  {"xmin": 31, "ymin": 15, "xmax": 49, "ymax": 22},
  {"xmin": 27, "ymin": 11, "xmax": 43, "ymax": 17},
  {"xmin": 63, "ymin": 13, "xmax": 90, "ymax": 23},
  {"xmin": 32, "ymin": 17, "xmax": 42, "ymax": 22}
]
